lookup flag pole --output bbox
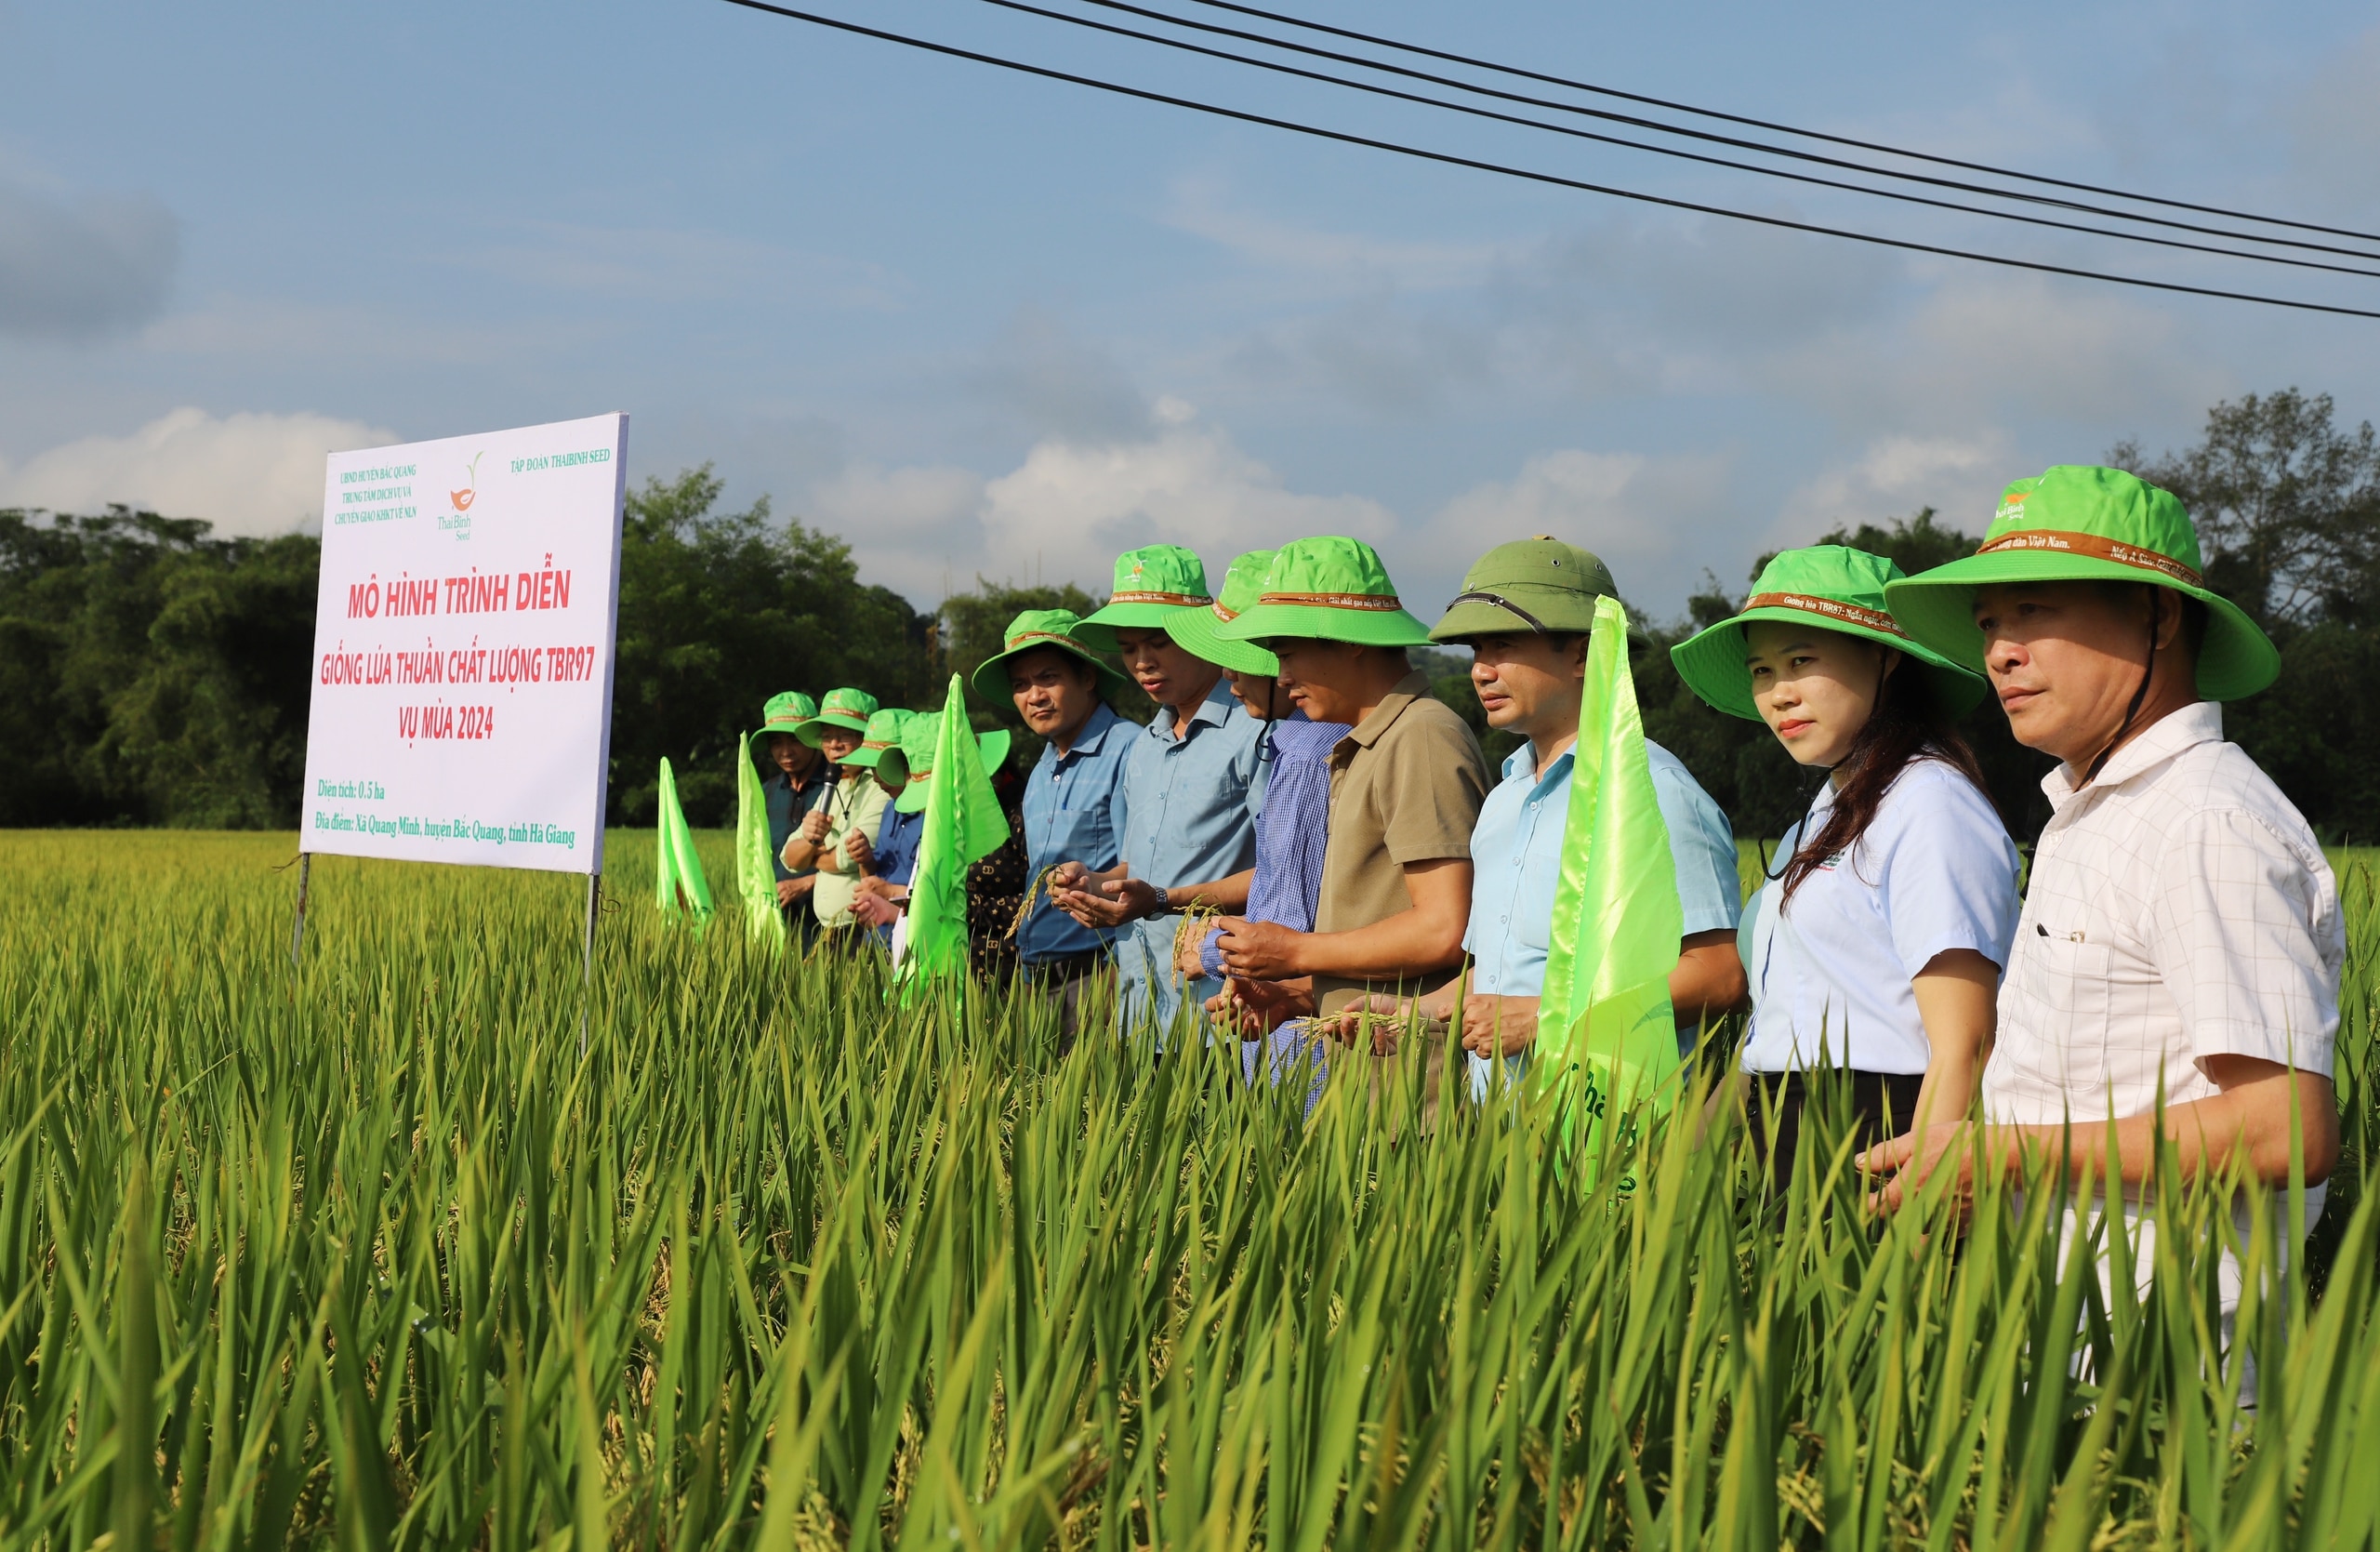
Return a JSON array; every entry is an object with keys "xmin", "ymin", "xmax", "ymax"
[
  {"xmin": 580, "ymin": 869, "xmax": 601, "ymax": 1057},
  {"xmin": 287, "ymin": 853, "xmax": 312, "ymax": 966}
]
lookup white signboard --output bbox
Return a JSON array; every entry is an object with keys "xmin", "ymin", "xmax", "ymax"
[{"xmin": 299, "ymin": 413, "xmax": 628, "ymax": 874}]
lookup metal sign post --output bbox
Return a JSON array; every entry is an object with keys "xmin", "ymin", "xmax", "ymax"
[
  {"xmin": 579, "ymin": 870, "xmax": 601, "ymax": 1057},
  {"xmin": 288, "ymin": 854, "xmax": 313, "ymax": 966}
]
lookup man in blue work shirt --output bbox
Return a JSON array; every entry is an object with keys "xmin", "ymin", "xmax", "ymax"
[
  {"xmin": 1050, "ymin": 546, "xmax": 1266, "ymax": 1043},
  {"xmin": 971, "ymin": 609, "xmax": 1137, "ymax": 1050},
  {"xmin": 1335, "ymin": 537, "xmax": 1748, "ymax": 1097}
]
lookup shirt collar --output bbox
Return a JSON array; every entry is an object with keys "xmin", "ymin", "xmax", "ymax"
[
  {"xmin": 1053, "ymin": 701, "xmax": 1122, "ymax": 762},
  {"xmin": 1344, "ymin": 670, "xmax": 1434, "ymax": 750},
  {"xmin": 2043, "ymin": 700, "xmax": 2224, "ymax": 808},
  {"xmin": 1501, "ymin": 739, "xmax": 1576, "ymax": 792}
]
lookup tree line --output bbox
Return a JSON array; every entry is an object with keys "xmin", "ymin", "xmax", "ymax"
[{"xmin": 2, "ymin": 390, "xmax": 2373, "ymax": 842}]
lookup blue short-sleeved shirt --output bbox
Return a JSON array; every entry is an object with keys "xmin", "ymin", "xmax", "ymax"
[
  {"xmin": 874, "ymin": 799, "xmax": 923, "ymax": 888},
  {"xmin": 1111, "ymin": 680, "xmax": 1266, "ymax": 1036},
  {"xmin": 1463, "ymin": 736, "xmax": 1741, "ymax": 998},
  {"xmin": 1016, "ymin": 703, "xmax": 1135, "ymax": 964},
  {"xmin": 1739, "ymin": 759, "xmax": 2019, "ymax": 1076}
]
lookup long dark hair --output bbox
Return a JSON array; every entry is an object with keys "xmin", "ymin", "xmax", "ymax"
[{"xmin": 1776, "ymin": 648, "xmax": 1992, "ymax": 905}]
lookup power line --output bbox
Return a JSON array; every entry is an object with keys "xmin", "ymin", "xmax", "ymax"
[
  {"xmin": 1176, "ymin": 0, "xmax": 2380, "ymax": 248},
  {"xmin": 715, "ymin": 0, "xmax": 2380, "ymax": 321},
  {"xmin": 965, "ymin": 0, "xmax": 2380, "ymax": 280},
  {"xmin": 1056, "ymin": 0, "xmax": 2380, "ymax": 264}
]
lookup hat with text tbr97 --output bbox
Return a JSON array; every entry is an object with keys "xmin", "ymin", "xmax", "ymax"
[
  {"xmin": 747, "ymin": 690, "xmax": 818, "ymax": 758},
  {"xmin": 969, "ymin": 609, "xmax": 1132, "ymax": 705},
  {"xmin": 882, "ymin": 711, "xmax": 1014, "ymax": 815},
  {"xmin": 840, "ymin": 707, "xmax": 913, "ymax": 768},
  {"xmin": 795, "ymin": 686, "xmax": 879, "ymax": 746},
  {"xmin": 1210, "ymin": 536, "xmax": 1435, "ymax": 648},
  {"xmin": 1882, "ymin": 465, "xmax": 2280, "ymax": 701},
  {"xmin": 1430, "ymin": 536, "xmax": 1617, "ymax": 641},
  {"xmin": 1672, "ymin": 546, "xmax": 1987, "ymax": 722},
  {"xmin": 1166, "ymin": 550, "xmax": 1282, "ymax": 677},
  {"xmin": 1073, "ymin": 546, "xmax": 1215, "ymax": 652}
]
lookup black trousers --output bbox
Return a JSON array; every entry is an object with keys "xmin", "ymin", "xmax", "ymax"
[
  {"xmin": 1749, "ymin": 1068, "xmax": 1926, "ymax": 1183},
  {"xmin": 1020, "ymin": 949, "xmax": 1104, "ymax": 1053}
]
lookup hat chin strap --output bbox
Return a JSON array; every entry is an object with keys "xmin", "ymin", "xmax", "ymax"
[
  {"xmin": 1446, "ymin": 589, "xmax": 1549, "ymax": 631},
  {"xmin": 2080, "ymin": 586, "xmax": 2160, "ymax": 788}
]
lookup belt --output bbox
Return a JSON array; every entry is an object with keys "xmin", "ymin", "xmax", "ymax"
[{"xmin": 1020, "ymin": 948, "xmax": 1104, "ymax": 986}]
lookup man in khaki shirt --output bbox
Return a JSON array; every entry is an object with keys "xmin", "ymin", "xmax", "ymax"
[
  {"xmin": 1209, "ymin": 537, "xmax": 1489, "ymax": 1102},
  {"xmin": 779, "ymin": 686, "xmax": 891, "ymax": 937}
]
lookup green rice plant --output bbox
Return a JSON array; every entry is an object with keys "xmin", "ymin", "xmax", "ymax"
[{"xmin": 0, "ymin": 829, "xmax": 2374, "ymax": 1549}]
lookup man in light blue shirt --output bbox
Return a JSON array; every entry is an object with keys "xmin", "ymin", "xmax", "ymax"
[
  {"xmin": 1050, "ymin": 546, "xmax": 1266, "ymax": 1041},
  {"xmin": 1340, "ymin": 537, "xmax": 1747, "ymax": 1096},
  {"xmin": 971, "ymin": 608, "xmax": 1138, "ymax": 1048}
]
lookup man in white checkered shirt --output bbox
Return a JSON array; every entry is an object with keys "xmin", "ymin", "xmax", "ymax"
[{"xmin": 1876, "ymin": 465, "xmax": 2342, "ymax": 1349}]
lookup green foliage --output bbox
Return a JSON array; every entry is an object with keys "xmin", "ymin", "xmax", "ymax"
[
  {"xmin": 609, "ymin": 466, "xmax": 935, "ymax": 828},
  {"xmin": 0, "ymin": 508, "xmax": 319, "ymax": 828},
  {"xmin": 0, "ymin": 831, "xmax": 2376, "ymax": 1548},
  {"xmin": 2118, "ymin": 391, "xmax": 2380, "ymax": 843}
]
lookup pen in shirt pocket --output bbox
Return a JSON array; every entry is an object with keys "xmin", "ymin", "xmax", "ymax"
[{"xmin": 2034, "ymin": 922, "xmax": 2088, "ymax": 942}]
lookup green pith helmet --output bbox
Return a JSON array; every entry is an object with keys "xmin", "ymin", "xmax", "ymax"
[
  {"xmin": 1209, "ymin": 536, "xmax": 1435, "ymax": 648},
  {"xmin": 840, "ymin": 706, "xmax": 914, "ymax": 768},
  {"xmin": 883, "ymin": 711, "xmax": 1014, "ymax": 815},
  {"xmin": 969, "ymin": 609, "xmax": 1131, "ymax": 705},
  {"xmin": 1882, "ymin": 465, "xmax": 2280, "ymax": 701},
  {"xmin": 747, "ymin": 690, "xmax": 818, "ymax": 759},
  {"xmin": 1167, "ymin": 549, "xmax": 1281, "ymax": 677},
  {"xmin": 1073, "ymin": 545, "xmax": 1215, "ymax": 652},
  {"xmin": 1429, "ymin": 535, "xmax": 1618, "ymax": 642},
  {"xmin": 1671, "ymin": 546, "xmax": 1988, "ymax": 722}
]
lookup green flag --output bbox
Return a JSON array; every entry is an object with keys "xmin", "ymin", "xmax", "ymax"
[
  {"xmin": 733, "ymin": 733, "xmax": 780, "ymax": 942},
  {"xmin": 899, "ymin": 677, "xmax": 1012, "ymax": 991},
  {"xmin": 654, "ymin": 757, "xmax": 714, "ymax": 929},
  {"xmin": 1534, "ymin": 594, "xmax": 1684, "ymax": 1172}
]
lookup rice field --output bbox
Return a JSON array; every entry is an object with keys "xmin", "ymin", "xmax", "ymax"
[{"xmin": 2, "ymin": 829, "xmax": 2378, "ymax": 1550}]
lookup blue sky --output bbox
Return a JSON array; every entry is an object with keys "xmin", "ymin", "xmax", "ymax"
[{"xmin": 3, "ymin": 0, "xmax": 2376, "ymax": 620}]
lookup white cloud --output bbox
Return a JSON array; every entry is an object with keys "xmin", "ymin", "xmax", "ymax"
[
  {"xmin": 1163, "ymin": 172, "xmax": 1508, "ymax": 291},
  {"xmin": 980, "ymin": 405, "xmax": 1396, "ymax": 575},
  {"xmin": 0, "ymin": 407, "xmax": 397, "ymax": 535},
  {"xmin": 0, "ymin": 178, "xmax": 178, "ymax": 341},
  {"xmin": 1415, "ymin": 449, "xmax": 1739, "ymax": 607},
  {"xmin": 1771, "ymin": 433, "xmax": 2011, "ymax": 550},
  {"xmin": 803, "ymin": 402, "xmax": 1398, "ymax": 601}
]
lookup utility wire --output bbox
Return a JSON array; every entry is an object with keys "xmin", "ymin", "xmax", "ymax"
[
  {"xmin": 1056, "ymin": 0, "xmax": 2380, "ymax": 264},
  {"xmin": 968, "ymin": 0, "xmax": 2380, "ymax": 280},
  {"xmin": 715, "ymin": 0, "xmax": 2380, "ymax": 320},
  {"xmin": 1177, "ymin": 0, "xmax": 2380, "ymax": 247}
]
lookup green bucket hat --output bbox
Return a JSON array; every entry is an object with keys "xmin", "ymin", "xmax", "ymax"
[
  {"xmin": 1672, "ymin": 546, "xmax": 1988, "ymax": 722},
  {"xmin": 1210, "ymin": 536, "xmax": 1435, "ymax": 648},
  {"xmin": 840, "ymin": 707, "xmax": 913, "ymax": 768},
  {"xmin": 1429, "ymin": 536, "xmax": 1617, "ymax": 642},
  {"xmin": 1165, "ymin": 550, "xmax": 1282, "ymax": 677},
  {"xmin": 746, "ymin": 690, "xmax": 818, "ymax": 758},
  {"xmin": 1882, "ymin": 465, "xmax": 2280, "ymax": 701},
  {"xmin": 1073, "ymin": 545, "xmax": 1215, "ymax": 652},
  {"xmin": 796, "ymin": 686, "xmax": 881, "ymax": 747},
  {"xmin": 883, "ymin": 712, "xmax": 1014, "ymax": 815},
  {"xmin": 969, "ymin": 609, "xmax": 1131, "ymax": 705}
]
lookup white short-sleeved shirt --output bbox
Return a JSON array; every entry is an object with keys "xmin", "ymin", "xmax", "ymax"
[
  {"xmin": 1739, "ymin": 758, "xmax": 2020, "ymax": 1076},
  {"xmin": 1981, "ymin": 700, "xmax": 2342, "ymax": 1358}
]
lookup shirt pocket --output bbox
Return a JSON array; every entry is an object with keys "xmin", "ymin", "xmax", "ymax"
[
  {"xmin": 2006, "ymin": 934, "xmax": 2115, "ymax": 1098},
  {"xmin": 1511, "ymin": 827, "xmax": 1564, "ymax": 953}
]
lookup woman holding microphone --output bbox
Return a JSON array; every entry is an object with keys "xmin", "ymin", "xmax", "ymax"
[{"xmin": 1672, "ymin": 546, "xmax": 2021, "ymax": 1180}]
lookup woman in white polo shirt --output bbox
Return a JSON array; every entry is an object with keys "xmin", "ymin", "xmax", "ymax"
[{"xmin": 1673, "ymin": 546, "xmax": 2020, "ymax": 1180}]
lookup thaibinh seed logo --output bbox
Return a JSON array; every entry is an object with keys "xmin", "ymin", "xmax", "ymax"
[{"xmin": 449, "ymin": 452, "xmax": 485, "ymax": 514}]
